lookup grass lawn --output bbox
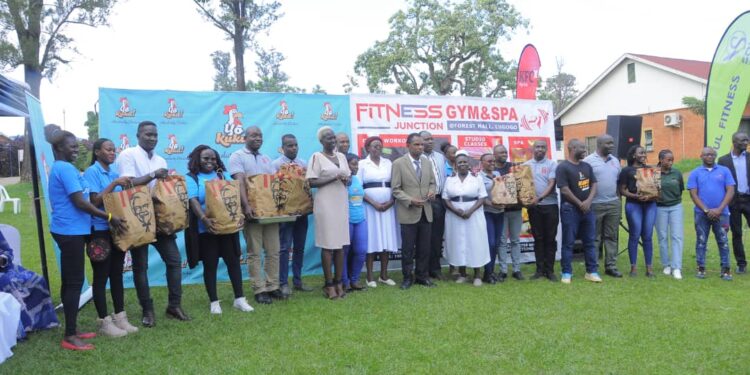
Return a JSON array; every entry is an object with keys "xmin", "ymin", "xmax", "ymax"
[{"xmin": 1, "ymin": 182, "xmax": 749, "ymax": 374}]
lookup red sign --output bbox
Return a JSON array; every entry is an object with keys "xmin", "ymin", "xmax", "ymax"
[
  {"xmin": 516, "ymin": 44, "xmax": 541, "ymax": 100},
  {"xmin": 508, "ymin": 136, "xmax": 551, "ymax": 162}
]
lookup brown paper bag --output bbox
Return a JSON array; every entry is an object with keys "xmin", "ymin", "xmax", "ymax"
[
  {"xmin": 514, "ymin": 165, "xmax": 537, "ymax": 206},
  {"xmin": 205, "ymin": 179, "xmax": 243, "ymax": 234},
  {"xmin": 103, "ymin": 185, "xmax": 156, "ymax": 251},
  {"xmin": 491, "ymin": 174, "xmax": 518, "ymax": 205},
  {"xmin": 635, "ymin": 167, "xmax": 661, "ymax": 200},
  {"xmin": 153, "ymin": 175, "xmax": 189, "ymax": 235},
  {"xmin": 246, "ymin": 174, "xmax": 282, "ymax": 217},
  {"xmin": 276, "ymin": 163, "xmax": 313, "ymax": 215}
]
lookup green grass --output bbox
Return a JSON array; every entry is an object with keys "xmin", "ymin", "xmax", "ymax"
[
  {"xmin": 2, "ymin": 182, "xmax": 749, "ymax": 374},
  {"xmin": 673, "ymin": 158, "xmax": 701, "ymax": 174}
]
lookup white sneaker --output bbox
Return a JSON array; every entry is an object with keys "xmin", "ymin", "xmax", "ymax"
[
  {"xmin": 366, "ymin": 280, "xmax": 377, "ymax": 288},
  {"xmin": 98, "ymin": 315, "xmax": 127, "ymax": 337},
  {"xmin": 233, "ymin": 297, "xmax": 254, "ymax": 312},
  {"xmin": 210, "ymin": 300, "xmax": 222, "ymax": 314},
  {"xmin": 455, "ymin": 276, "xmax": 467, "ymax": 284},
  {"xmin": 112, "ymin": 311, "xmax": 139, "ymax": 334},
  {"xmin": 378, "ymin": 277, "xmax": 396, "ymax": 286},
  {"xmin": 473, "ymin": 278, "xmax": 482, "ymax": 287},
  {"xmin": 672, "ymin": 269, "xmax": 683, "ymax": 280},
  {"xmin": 663, "ymin": 266, "xmax": 672, "ymax": 276}
]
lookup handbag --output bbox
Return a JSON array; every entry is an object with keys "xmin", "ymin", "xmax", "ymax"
[{"xmin": 87, "ymin": 235, "xmax": 111, "ymax": 262}]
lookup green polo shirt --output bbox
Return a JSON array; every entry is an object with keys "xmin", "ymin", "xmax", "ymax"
[{"xmin": 658, "ymin": 168, "xmax": 684, "ymax": 207}]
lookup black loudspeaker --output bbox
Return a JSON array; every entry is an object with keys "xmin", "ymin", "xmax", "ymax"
[{"xmin": 606, "ymin": 115, "xmax": 642, "ymax": 160}]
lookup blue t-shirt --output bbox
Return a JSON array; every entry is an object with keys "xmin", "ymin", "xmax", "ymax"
[
  {"xmin": 445, "ymin": 161, "xmax": 454, "ymax": 178},
  {"xmin": 49, "ymin": 160, "xmax": 91, "ymax": 235},
  {"xmin": 84, "ymin": 161, "xmax": 123, "ymax": 231},
  {"xmin": 186, "ymin": 171, "xmax": 224, "ymax": 234},
  {"xmin": 348, "ymin": 175, "xmax": 365, "ymax": 224},
  {"xmin": 687, "ymin": 164, "xmax": 736, "ymax": 215}
]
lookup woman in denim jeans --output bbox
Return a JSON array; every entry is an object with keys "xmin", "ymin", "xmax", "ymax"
[
  {"xmin": 619, "ymin": 145, "xmax": 658, "ymax": 277},
  {"xmin": 655, "ymin": 150, "xmax": 684, "ymax": 280}
]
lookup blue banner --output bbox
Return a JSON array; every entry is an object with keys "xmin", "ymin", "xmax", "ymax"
[{"xmin": 99, "ymin": 88, "xmax": 350, "ymax": 287}]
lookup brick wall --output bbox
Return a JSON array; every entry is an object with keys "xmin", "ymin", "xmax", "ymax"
[{"xmin": 562, "ymin": 108, "xmax": 704, "ymax": 162}]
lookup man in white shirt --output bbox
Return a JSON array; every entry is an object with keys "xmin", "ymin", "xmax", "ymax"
[{"xmin": 116, "ymin": 121, "xmax": 190, "ymax": 327}]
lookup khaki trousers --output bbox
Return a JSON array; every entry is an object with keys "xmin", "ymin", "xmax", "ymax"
[{"xmin": 243, "ymin": 223, "xmax": 280, "ymax": 294}]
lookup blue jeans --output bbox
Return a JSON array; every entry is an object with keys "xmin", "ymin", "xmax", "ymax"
[
  {"xmin": 625, "ymin": 201, "xmax": 657, "ymax": 266},
  {"xmin": 342, "ymin": 221, "xmax": 368, "ymax": 286},
  {"xmin": 279, "ymin": 215, "xmax": 309, "ymax": 287},
  {"xmin": 483, "ymin": 211, "xmax": 504, "ymax": 276},
  {"xmin": 560, "ymin": 202, "xmax": 598, "ymax": 274},
  {"xmin": 656, "ymin": 204, "xmax": 683, "ymax": 270},
  {"xmin": 694, "ymin": 212, "xmax": 730, "ymax": 268}
]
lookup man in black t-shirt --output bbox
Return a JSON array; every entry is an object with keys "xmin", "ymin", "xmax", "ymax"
[{"xmin": 556, "ymin": 139, "xmax": 601, "ymax": 284}]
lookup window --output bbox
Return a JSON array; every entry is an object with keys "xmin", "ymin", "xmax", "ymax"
[
  {"xmin": 585, "ymin": 136, "xmax": 597, "ymax": 155},
  {"xmin": 627, "ymin": 63, "xmax": 636, "ymax": 83},
  {"xmin": 644, "ymin": 129, "xmax": 653, "ymax": 152}
]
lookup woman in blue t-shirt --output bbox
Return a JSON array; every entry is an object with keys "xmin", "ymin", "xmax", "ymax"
[
  {"xmin": 46, "ymin": 126, "xmax": 125, "ymax": 351},
  {"xmin": 83, "ymin": 138, "xmax": 138, "ymax": 338},
  {"xmin": 185, "ymin": 145, "xmax": 252, "ymax": 314},
  {"xmin": 342, "ymin": 154, "xmax": 368, "ymax": 292}
]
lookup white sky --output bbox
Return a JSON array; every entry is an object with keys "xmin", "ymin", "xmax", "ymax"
[{"xmin": 1, "ymin": 0, "xmax": 748, "ymax": 137}]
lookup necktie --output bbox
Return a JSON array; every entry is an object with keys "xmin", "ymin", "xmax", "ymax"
[{"xmin": 414, "ymin": 160, "xmax": 422, "ymax": 180}]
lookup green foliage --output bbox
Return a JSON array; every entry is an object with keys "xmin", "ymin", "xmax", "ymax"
[
  {"xmin": 84, "ymin": 110, "xmax": 98, "ymax": 141},
  {"xmin": 538, "ymin": 59, "xmax": 579, "ymax": 114},
  {"xmin": 673, "ymin": 157, "xmax": 702, "ymax": 174},
  {"xmin": 682, "ymin": 96, "xmax": 706, "ymax": 117},
  {"xmin": 194, "ymin": 0, "xmax": 282, "ymax": 91},
  {"xmin": 247, "ymin": 47, "xmax": 301, "ymax": 93},
  {"xmin": 354, "ymin": 0, "xmax": 527, "ymax": 96},
  {"xmin": 310, "ymin": 84, "xmax": 326, "ymax": 94},
  {"xmin": 210, "ymin": 50, "xmax": 237, "ymax": 91},
  {"xmin": 72, "ymin": 139, "xmax": 90, "ymax": 171}
]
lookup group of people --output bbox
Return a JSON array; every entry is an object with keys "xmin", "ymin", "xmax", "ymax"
[{"xmin": 34, "ymin": 119, "xmax": 750, "ymax": 351}]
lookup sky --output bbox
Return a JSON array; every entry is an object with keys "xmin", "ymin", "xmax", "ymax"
[{"xmin": 1, "ymin": 0, "xmax": 748, "ymax": 137}]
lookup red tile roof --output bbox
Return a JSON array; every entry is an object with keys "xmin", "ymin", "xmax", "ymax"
[{"xmin": 631, "ymin": 54, "xmax": 710, "ymax": 80}]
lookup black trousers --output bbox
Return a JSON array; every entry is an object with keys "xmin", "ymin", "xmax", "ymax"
[
  {"xmin": 52, "ymin": 233, "xmax": 86, "ymax": 336},
  {"xmin": 528, "ymin": 204, "xmax": 559, "ymax": 275},
  {"xmin": 428, "ymin": 199, "xmax": 446, "ymax": 275},
  {"xmin": 199, "ymin": 232, "xmax": 244, "ymax": 302},
  {"xmin": 400, "ymin": 211, "xmax": 432, "ymax": 281},
  {"xmin": 729, "ymin": 199, "xmax": 750, "ymax": 267},
  {"xmin": 90, "ymin": 230, "xmax": 125, "ymax": 319},
  {"xmin": 131, "ymin": 234, "xmax": 183, "ymax": 310}
]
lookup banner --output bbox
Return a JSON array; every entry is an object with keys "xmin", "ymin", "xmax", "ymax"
[
  {"xmin": 99, "ymin": 88, "xmax": 350, "ymax": 286},
  {"xmin": 705, "ymin": 11, "xmax": 750, "ymax": 154},
  {"xmin": 350, "ymin": 94, "xmax": 555, "ymax": 262},
  {"xmin": 516, "ymin": 44, "xmax": 541, "ymax": 100}
]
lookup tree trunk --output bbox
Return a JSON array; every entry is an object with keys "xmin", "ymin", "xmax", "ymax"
[
  {"xmin": 232, "ymin": 0, "xmax": 246, "ymax": 91},
  {"xmin": 21, "ymin": 66, "xmax": 43, "ymax": 183}
]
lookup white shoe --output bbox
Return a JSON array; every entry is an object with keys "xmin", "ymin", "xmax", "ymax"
[
  {"xmin": 112, "ymin": 311, "xmax": 139, "ymax": 334},
  {"xmin": 233, "ymin": 297, "xmax": 254, "ymax": 312},
  {"xmin": 455, "ymin": 276, "xmax": 467, "ymax": 284},
  {"xmin": 210, "ymin": 301, "xmax": 222, "ymax": 314},
  {"xmin": 378, "ymin": 277, "xmax": 396, "ymax": 286},
  {"xmin": 98, "ymin": 315, "xmax": 127, "ymax": 337},
  {"xmin": 663, "ymin": 266, "xmax": 672, "ymax": 276},
  {"xmin": 672, "ymin": 269, "xmax": 683, "ymax": 280},
  {"xmin": 473, "ymin": 278, "xmax": 482, "ymax": 287},
  {"xmin": 366, "ymin": 280, "xmax": 377, "ymax": 288}
]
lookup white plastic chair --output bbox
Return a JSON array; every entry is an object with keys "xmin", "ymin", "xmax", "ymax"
[
  {"xmin": 0, "ymin": 186, "xmax": 20, "ymax": 214},
  {"xmin": 0, "ymin": 224, "xmax": 20, "ymax": 266}
]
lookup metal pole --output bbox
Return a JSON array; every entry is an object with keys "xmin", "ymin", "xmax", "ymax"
[{"xmin": 26, "ymin": 118, "xmax": 50, "ymax": 289}]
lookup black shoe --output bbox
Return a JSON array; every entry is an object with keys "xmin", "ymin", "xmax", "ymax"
[
  {"xmin": 254, "ymin": 292, "xmax": 272, "ymax": 304},
  {"xmin": 293, "ymin": 283, "xmax": 314, "ymax": 292},
  {"xmin": 498, "ymin": 272, "xmax": 507, "ymax": 282},
  {"xmin": 141, "ymin": 310, "xmax": 156, "ymax": 328},
  {"xmin": 429, "ymin": 272, "xmax": 447, "ymax": 281},
  {"xmin": 605, "ymin": 269, "xmax": 623, "ymax": 278},
  {"xmin": 546, "ymin": 273, "xmax": 559, "ymax": 282},
  {"xmin": 530, "ymin": 272, "xmax": 545, "ymax": 280},
  {"xmin": 165, "ymin": 306, "xmax": 191, "ymax": 321},
  {"xmin": 483, "ymin": 273, "xmax": 498, "ymax": 285},
  {"xmin": 268, "ymin": 289, "xmax": 288, "ymax": 300},
  {"xmin": 738, "ymin": 265, "xmax": 747, "ymax": 274},
  {"xmin": 400, "ymin": 278, "xmax": 413, "ymax": 290},
  {"xmin": 512, "ymin": 271, "xmax": 525, "ymax": 281},
  {"xmin": 415, "ymin": 278, "xmax": 436, "ymax": 287}
]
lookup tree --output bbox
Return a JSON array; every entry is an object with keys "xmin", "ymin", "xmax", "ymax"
[
  {"xmin": 310, "ymin": 84, "xmax": 326, "ymax": 94},
  {"xmin": 194, "ymin": 0, "xmax": 281, "ymax": 91},
  {"xmin": 682, "ymin": 96, "xmax": 705, "ymax": 117},
  {"xmin": 248, "ymin": 47, "xmax": 300, "ymax": 93},
  {"xmin": 354, "ymin": 0, "xmax": 527, "ymax": 97},
  {"xmin": 0, "ymin": 0, "xmax": 118, "ymax": 182},
  {"xmin": 538, "ymin": 58, "xmax": 578, "ymax": 115},
  {"xmin": 211, "ymin": 50, "xmax": 237, "ymax": 91},
  {"xmin": 84, "ymin": 110, "xmax": 98, "ymax": 141}
]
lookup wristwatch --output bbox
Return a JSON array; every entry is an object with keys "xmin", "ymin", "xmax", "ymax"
[
  {"xmin": 149, "ymin": 171, "xmax": 156, "ymax": 179},
  {"xmin": 703, "ymin": 208, "xmax": 709, "ymax": 214}
]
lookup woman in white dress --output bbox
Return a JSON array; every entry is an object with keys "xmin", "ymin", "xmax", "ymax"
[
  {"xmin": 358, "ymin": 136, "xmax": 400, "ymax": 288},
  {"xmin": 442, "ymin": 151, "xmax": 490, "ymax": 286}
]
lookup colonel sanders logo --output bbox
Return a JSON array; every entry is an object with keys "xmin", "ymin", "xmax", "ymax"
[{"xmin": 130, "ymin": 191, "xmax": 153, "ymax": 232}]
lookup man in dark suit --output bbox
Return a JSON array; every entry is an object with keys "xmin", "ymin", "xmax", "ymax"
[
  {"xmin": 391, "ymin": 133, "xmax": 437, "ymax": 289},
  {"xmin": 718, "ymin": 131, "xmax": 750, "ymax": 274}
]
